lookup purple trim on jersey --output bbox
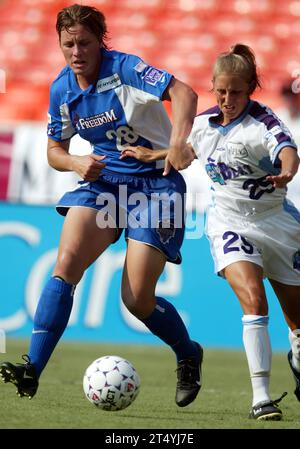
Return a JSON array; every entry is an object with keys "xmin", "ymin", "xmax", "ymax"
[
  {"xmin": 249, "ymin": 100, "xmax": 297, "ymax": 150},
  {"xmin": 197, "ymin": 105, "xmax": 220, "ymax": 117},
  {"xmin": 207, "ymin": 101, "xmax": 253, "ymax": 135},
  {"xmin": 248, "ymin": 101, "xmax": 279, "ymax": 130}
]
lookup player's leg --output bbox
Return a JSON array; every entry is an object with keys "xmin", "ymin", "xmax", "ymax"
[
  {"xmin": 224, "ymin": 261, "xmax": 284, "ymax": 420},
  {"xmin": 0, "ymin": 207, "xmax": 117, "ymax": 398},
  {"xmin": 31, "ymin": 207, "xmax": 117, "ymax": 374},
  {"xmin": 121, "ymin": 239, "xmax": 203, "ymax": 407},
  {"xmin": 206, "ymin": 206, "xmax": 286, "ymax": 419},
  {"xmin": 269, "ymin": 280, "xmax": 300, "ymax": 401},
  {"xmin": 261, "ymin": 206, "xmax": 300, "ymax": 403}
]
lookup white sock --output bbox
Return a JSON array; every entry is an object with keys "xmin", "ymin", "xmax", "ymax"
[
  {"xmin": 242, "ymin": 314, "xmax": 272, "ymax": 406},
  {"xmin": 289, "ymin": 328, "xmax": 300, "ymax": 372}
]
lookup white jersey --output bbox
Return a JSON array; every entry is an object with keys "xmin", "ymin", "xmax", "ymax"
[{"xmin": 188, "ymin": 100, "xmax": 298, "ymax": 218}]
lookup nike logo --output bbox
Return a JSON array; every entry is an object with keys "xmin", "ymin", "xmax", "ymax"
[
  {"xmin": 23, "ymin": 372, "xmax": 34, "ymax": 379},
  {"xmin": 32, "ymin": 330, "xmax": 48, "ymax": 334}
]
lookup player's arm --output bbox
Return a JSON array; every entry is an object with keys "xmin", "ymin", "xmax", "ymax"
[
  {"xmin": 47, "ymin": 138, "xmax": 106, "ymax": 182},
  {"xmin": 162, "ymin": 77, "xmax": 197, "ymax": 174},
  {"xmin": 120, "ymin": 144, "xmax": 196, "ymax": 164},
  {"xmin": 120, "ymin": 146, "xmax": 168, "ymax": 162},
  {"xmin": 266, "ymin": 146, "xmax": 299, "ymax": 188}
]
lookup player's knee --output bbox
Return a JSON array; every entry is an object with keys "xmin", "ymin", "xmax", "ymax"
[
  {"xmin": 54, "ymin": 249, "xmax": 85, "ymax": 284},
  {"xmin": 121, "ymin": 290, "xmax": 140, "ymax": 316},
  {"xmin": 121, "ymin": 287, "xmax": 154, "ymax": 319},
  {"xmin": 242, "ymin": 285, "xmax": 268, "ymax": 315}
]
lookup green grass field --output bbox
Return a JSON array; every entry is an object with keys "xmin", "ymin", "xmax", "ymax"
[{"xmin": 0, "ymin": 339, "xmax": 300, "ymax": 429}]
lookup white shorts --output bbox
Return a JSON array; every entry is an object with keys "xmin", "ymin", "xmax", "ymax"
[{"xmin": 206, "ymin": 203, "xmax": 300, "ymax": 285}]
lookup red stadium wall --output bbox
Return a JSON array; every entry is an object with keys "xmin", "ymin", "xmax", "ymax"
[{"xmin": 0, "ymin": 0, "xmax": 300, "ymax": 123}]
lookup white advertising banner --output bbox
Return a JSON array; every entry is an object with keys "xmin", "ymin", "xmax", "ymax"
[
  {"xmin": 1, "ymin": 123, "xmax": 299, "ymax": 210},
  {"xmin": 6, "ymin": 123, "xmax": 92, "ymax": 204}
]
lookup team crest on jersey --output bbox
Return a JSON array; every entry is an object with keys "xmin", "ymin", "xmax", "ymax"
[
  {"xmin": 293, "ymin": 250, "xmax": 300, "ymax": 270},
  {"xmin": 156, "ymin": 220, "xmax": 176, "ymax": 244},
  {"xmin": 142, "ymin": 67, "xmax": 164, "ymax": 86}
]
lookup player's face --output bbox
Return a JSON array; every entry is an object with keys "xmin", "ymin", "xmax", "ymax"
[
  {"xmin": 213, "ymin": 73, "xmax": 250, "ymax": 125},
  {"xmin": 60, "ymin": 24, "xmax": 102, "ymax": 87}
]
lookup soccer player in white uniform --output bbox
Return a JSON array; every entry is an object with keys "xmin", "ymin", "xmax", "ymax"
[
  {"xmin": 122, "ymin": 44, "xmax": 300, "ymax": 421},
  {"xmin": 0, "ymin": 4, "xmax": 203, "ymax": 407}
]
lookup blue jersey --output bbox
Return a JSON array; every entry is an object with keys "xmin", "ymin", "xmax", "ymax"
[{"xmin": 47, "ymin": 49, "xmax": 173, "ymax": 174}]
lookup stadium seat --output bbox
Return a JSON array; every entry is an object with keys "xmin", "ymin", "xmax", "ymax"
[
  {"xmin": 0, "ymin": 84, "xmax": 49, "ymax": 122},
  {"xmin": 0, "ymin": 0, "xmax": 299, "ymax": 121}
]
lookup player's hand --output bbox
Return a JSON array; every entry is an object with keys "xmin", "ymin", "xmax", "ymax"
[
  {"xmin": 120, "ymin": 145, "xmax": 154, "ymax": 163},
  {"xmin": 73, "ymin": 154, "xmax": 106, "ymax": 181},
  {"xmin": 163, "ymin": 145, "xmax": 195, "ymax": 175},
  {"xmin": 266, "ymin": 172, "xmax": 294, "ymax": 188}
]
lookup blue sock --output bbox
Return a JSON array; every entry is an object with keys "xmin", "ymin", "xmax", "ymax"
[
  {"xmin": 28, "ymin": 277, "xmax": 75, "ymax": 377},
  {"xmin": 141, "ymin": 297, "xmax": 198, "ymax": 362}
]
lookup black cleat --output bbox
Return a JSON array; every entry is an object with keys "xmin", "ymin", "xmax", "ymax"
[
  {"xmin": 288, "ymin": 350, "xmax": 300, "ymax": 401},
  {"xmin": 0, "ymin": 355, "xmax": 38, "ymax": 399},
  {"xmin": 175, "ymin": 342, "xmax": 203, "ymax": 407},
  {"xmin": 249, "ymin": 392, "xmax": 287, "ymax": 421}
]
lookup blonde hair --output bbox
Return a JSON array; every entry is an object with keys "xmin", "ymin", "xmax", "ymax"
[{"xmin": 212, "ymin": 43, "xmax": 261, "ymax": 94}]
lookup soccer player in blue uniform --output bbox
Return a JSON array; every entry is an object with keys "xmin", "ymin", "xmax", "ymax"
[
  {"xmin": 122, "ymin": 44, "xmax": 300, "ymax": 421},
  {"xmin": 0, "ymin": 4, "xmax": 203, "ymax": 407}
]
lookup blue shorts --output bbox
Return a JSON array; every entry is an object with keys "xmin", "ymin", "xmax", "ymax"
[{"xmin": 56, "ymin": 169, "xmax": 186, "ymax": 264}]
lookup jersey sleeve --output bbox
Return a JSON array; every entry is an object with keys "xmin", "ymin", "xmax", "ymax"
[
  {"xmin": 118, "ymin": 54, "xmax": 173, "ymax": 103},
  {"xmin": 47, "ymin": 82, "xmax": 77, "ymax": 142},
  {"xmin": 262, "ymin": 115, "xmax": 298, "ymax": 168}
]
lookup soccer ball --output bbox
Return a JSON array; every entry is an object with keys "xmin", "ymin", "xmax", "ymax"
[{"xmin": 83, "ymin": 355, "xmax": 140, "ymax": 411}]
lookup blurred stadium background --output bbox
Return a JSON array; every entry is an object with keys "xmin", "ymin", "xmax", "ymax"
[
  {"xmin": 0, "ymin": 0, "xmax": 300, "ymax": 352},
  {"xmin": 2, "ymin": 0, "xmax": 300, "ymax": 121}
]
